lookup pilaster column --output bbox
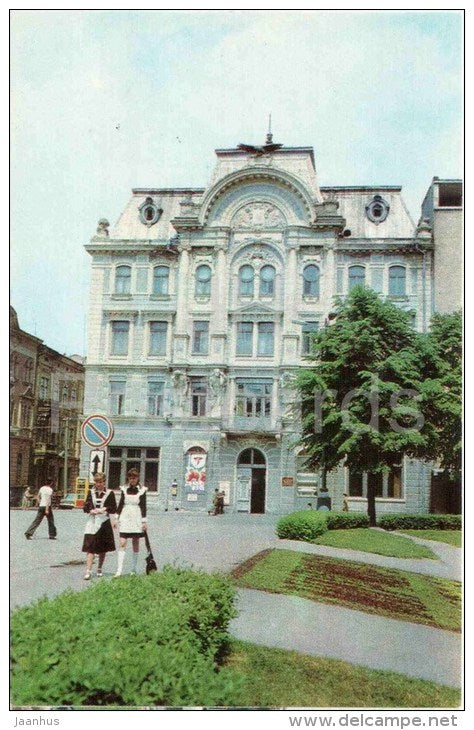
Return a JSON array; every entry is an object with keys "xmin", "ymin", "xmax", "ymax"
[
  {"xmin": 324, "ymin": 242, "xmax": 336, "ymax": 314},
  {"xmin": 214, "ymin": 242, "xmax": 228, "ymax": 332},
  {"xmin": 175, "ymin": 241, "xmax": 191, "ymax": 332},
  {"xmin": 284, "ymin": 241, "xmax": 299, "ymax": 330}
]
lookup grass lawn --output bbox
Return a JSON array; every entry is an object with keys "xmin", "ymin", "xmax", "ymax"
[
  {"xmin": 226, "ymin": 640, "xmax": 461, "ymax": 708},
  {"xmin": 233, "ymin": 549, "xmax": 461, "ymax": 632},
  {"xmin": 313, "ymin": 528, "xmax": 437, "ymax": 558},
  {"xmin": 398, "ymin": 530, "xmax": 462, "ymax": 548}
]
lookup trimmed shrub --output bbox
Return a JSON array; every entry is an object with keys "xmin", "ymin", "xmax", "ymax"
[
  {"xmin": 378, "ymin": 514, "xmax": 462, "ymax": 531},
  {"xmin": 276, "ymin": 510, "xmax": 369, "ymax": 541},
  {"xmin": 11, "ymin": 567, "xmax": 241, "ymax": 707},
  {"xmin": 326, "ymin": 512, "xmax": 370, "ymax": 530},
  {"xmin": 276, "ymin": 510, "xmax": 328, "ymax": 541}
]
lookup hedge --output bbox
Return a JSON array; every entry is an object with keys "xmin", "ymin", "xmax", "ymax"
[
  {"xmin": 11, "ymin": 567, "xmax": 241, "ymax": 707},
  {"xmin": 378, "ymin": 514, "xmax": 462, "ymax": 531},
  {"xmin": 276, "ymin": 510, "xmax": 369, "ymax": 541}
]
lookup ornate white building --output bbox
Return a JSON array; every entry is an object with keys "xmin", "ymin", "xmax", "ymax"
[{"xmin": 80, "ymin": 140, "xmax": 462, "ymax": 514}]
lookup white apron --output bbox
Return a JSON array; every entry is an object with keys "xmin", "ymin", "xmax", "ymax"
[
  {"xmin": 118, "ymin": 485, "xmax": 147, "ymax": 533},
  {"xmin": 84, "ymin": 489, "xmax": 113, "ymax": 535}
]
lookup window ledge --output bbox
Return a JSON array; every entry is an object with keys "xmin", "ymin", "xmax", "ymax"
[
  {"xmin": 303, "ymin": 296, "xmax": 320, "ymax": 303},
  {"xmin": 195, "ymin": 296, "xmax": 211, "ymax": 303},
  {"xmin": 149, "ymin": 294, "xmax": 171, "ymax": 300},
  {"xmin": 387, "ymin": 295, "xmax": 409, "ymax": 302},
  {"xmin": 191, "ymin": 352, "xmax": 209, "ymax": 357},
  {"xmin": 347, "ymin": 497, "xmax": 406, "ymax": 503},
  {"xmin": 111, "ymin": 293, "xmax": 132, "ymax": 300}
]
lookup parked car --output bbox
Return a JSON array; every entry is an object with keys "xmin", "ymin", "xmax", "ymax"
[{"xmin": 59, "ymin": 493, "xmax": 76, "ymax": 509}]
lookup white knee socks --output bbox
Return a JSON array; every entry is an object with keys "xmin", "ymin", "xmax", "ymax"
[{"xmin": 115, "ymin": 549, "xmax": 125, "ymax": 576}]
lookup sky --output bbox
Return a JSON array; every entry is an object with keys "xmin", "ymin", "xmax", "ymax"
[{"xmin": 10, "ymin": 9, "xmax": 463, "ymax": 357}]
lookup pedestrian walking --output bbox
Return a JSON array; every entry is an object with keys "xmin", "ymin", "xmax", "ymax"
[
  {"xmin": 114, "ymin": 468, "xmax": 148, "ymax": 577},
  {"xmin": 21, "ymin": 486, "xmax": 35, "ymax": 509},
  {"xmin": 82, "ymin": 472, "xmax": 117, "ymax": 580},
  {"xmin": 342, "ymin": 493, "xmax": 349, "ymax": 512},
  {"xmin": 24, "ymin": 478, "xmax": 57, "ymax": 540}
]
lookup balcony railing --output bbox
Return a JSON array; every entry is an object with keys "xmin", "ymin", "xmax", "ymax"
[{"xmin": 222, "ymin": 415, "xmax": 280, "ymax": 433}]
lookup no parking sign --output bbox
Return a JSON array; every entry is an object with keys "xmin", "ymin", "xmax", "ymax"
[{"xmin": 81, "ymin": 414, "xmax": 114, "ymax": 448}]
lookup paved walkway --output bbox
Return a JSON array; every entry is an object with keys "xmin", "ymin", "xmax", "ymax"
[
  {"xmin": 10, "ymin": 509, "xmax": 462, "ymax": 689},
  {"xmin": 230, "ymin": 589, "xmax": 462, "ymax": 688}
]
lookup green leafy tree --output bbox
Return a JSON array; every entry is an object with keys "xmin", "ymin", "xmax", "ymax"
[
  {"xmin": 297, "ymin": 287, "xmax": 432, "ymax": 525},
  {"xmin": 417, "ymin": 311, "xmax": 462, "ymax": 478}
]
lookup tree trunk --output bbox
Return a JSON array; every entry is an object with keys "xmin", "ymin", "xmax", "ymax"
[{"xmin": 367, "ymin": 482, "xmax": 377, "ymax": 526}]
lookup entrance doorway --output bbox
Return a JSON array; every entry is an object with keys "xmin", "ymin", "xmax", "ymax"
[{"xmin": 236, "ymin": 448, "xmax": 266, "ymax": 514}]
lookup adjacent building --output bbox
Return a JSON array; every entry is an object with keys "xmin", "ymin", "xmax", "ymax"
[
  {"xmin": 80, "ymin": 140, "xmax": 462, "ymax": 515},
  {"xmin": 9, "ymin": 306, "xmax": 85, "ymax": 503}
]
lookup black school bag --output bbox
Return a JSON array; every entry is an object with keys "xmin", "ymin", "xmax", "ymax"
[{"xmin": 144, "ymin": 532, "xmax": 157, "ymax": 574}]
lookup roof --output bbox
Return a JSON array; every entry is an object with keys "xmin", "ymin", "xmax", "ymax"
[{"xmin": 321, "ymin": 187, "xmax": 415, "ymax": 238}]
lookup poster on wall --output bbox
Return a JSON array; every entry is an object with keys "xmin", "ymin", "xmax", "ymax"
[{"xmin": 185, "ymin": 452, "xmax": 207, "ymax": 492}]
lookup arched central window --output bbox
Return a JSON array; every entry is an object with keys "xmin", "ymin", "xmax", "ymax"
[
  {"xmin": 153, "ymin": 266, "xmax": 169, "ymax": 296},
  {"xmin": 259, "ymin": 265, "xmax": 275, "ymax": 296},
  {"xmin": 115, "ymin": 265, "xmax": 131, "ymax": 295},
  {"xmin": 303, "ymin": 264, "xmax": 320, "ymax": 297},
  {"xmin": 195, "ymin": 264, "xmax": 212, "ymax": 296},
  {"xmin": 239, "ymin": 265, "xmax": 254, "ymax": 296},
  {"xmin": 389, "ymin": 266, "xmax": 406, "ymax": 296},
  {"xmin": 348, "ymin": 265, "xmax": 365, "ymax": 291}
]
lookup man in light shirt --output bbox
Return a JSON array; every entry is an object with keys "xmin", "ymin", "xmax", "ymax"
[{"xmin": 25, "ymin": 478, "xmax": 57, "ymax": 540}]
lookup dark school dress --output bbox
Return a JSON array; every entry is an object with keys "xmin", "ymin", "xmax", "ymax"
[{"xmin": 81, "ymin": 488, "xmax": 117, "ymax": 554}]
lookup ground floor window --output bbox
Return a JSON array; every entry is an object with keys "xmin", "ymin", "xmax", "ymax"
[
  {"xmin": 347, "ymin": 467, "xmax": 403, "ymax": 499},
  {"xmin": 107, "ymin": 446, "xmax": 160, "ymax": 491}
]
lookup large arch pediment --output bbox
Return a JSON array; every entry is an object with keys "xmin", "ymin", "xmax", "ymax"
[{"xmin": 200, "ymin": 167, "xmax": 315, "ymax": 227}]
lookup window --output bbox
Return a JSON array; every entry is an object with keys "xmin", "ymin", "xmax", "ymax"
[
  {"xmin": 368, "ymin": 472, "xmax": 383, "ymax": 497},
  {"xmin": 239, "ymin": 265, "xmax": 254, "ymax": 296},
  {"xmin": 21, "ymin": 403, "xmax": 31, "ymax": 429},
  {"xmin": 109, "ymin": 380, "xmax": 125, "ymax": 415},
  {"xmin": 24, "ymin": 360, "xmax": 34, "ymax": 383},
  {"xmin": 303, "ymin": 265, "xmax": 320, "ymax": 297},
  {"xmin": 191, "ymin": 377, "xmax": 207, "ymax": 416},
  {"xmin": 365, "ymin": 194, "xmax": 390, "ymax": 223},
  {"xmin": 192, "ymin": 321, "xmax": 209, "ymax": 355},
  {"xmin": 115, "ymin": 266, "xmax": 131, "ymax": 295},
  {"xmin": 259, "ymin": 265, "xmax": 275, "ymax": 296},
  {"xmin": 348, "ymin": 471, "xmax": 363, "ymax": 497},
  {"xmin": 257, "ymin": 322, "xmax": 274, "ymax": 356},
  {"xmin": 348, "ymin": 265, "xmax": 365, "ymax": 291},
  {"xmin": 39, "ymin": 376, "xmax": 49, "ymax": 400},
  {"xmin": 348, "ymin": 468, "xmax": 404, "ymax": 499},
  {"xmin": 139, "ymin": 197, "xmax": 162, "ymax": 226},
  {"xmin": 236, "ymin": 380, "xmax": 272, "ymax": 418},
  {"xmin": 438, "ymin": 183, "xmax": 462, "ymax": 207},
  {"xmin": 387, "ymin": 467, "xmax": 402, "ymax": 498},
  {"xmin": 236, "ymin": 322, "xmax": 253, "ymax": 356},
  {"xmin": 149, "ymin": 321, "xmax": 167, "ymax": 356},
  {"xmin": 16, "ymin": 453, "xmax": 23, "ymax": 483},
  {"xmin": 389, "ymin": 266, "xmax": 406, "ymax": 296},
  {"xmin": 107, "ymin": 446, "xmax": 160, "ymax": 491},
  {"xmin": 301, "ymin": 321, "xmax": 319, "ymax": 355},
  {"xmin": 195, "ymin": 265, "xmax": 212, "ymax": 296},
  {"xmin": 147, "ymin": 381, "xmax": 164, "ymax": 416},
  {"xmin": 111, "ymin": 321, "xmax": 130, "ymax": 356},
  {"xmin": 153, "ymin": 266, "xmax": 169, "ymax": 296}
]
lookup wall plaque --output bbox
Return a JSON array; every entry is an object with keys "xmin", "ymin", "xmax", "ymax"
[{"xmin": 282, "ymin": 477, "xmax": 294, "ymax": 487}]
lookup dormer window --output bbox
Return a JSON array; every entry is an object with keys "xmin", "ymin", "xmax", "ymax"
[
  {"xmin": 365, "ymin": 195, "xmax": 389, "ymax": 224},
  {"xmin": 139, "ymin": 197, "xmax": 162, "ymax": 226}
]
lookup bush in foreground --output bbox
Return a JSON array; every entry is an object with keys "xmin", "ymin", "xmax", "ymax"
[
  {"xmin": 276, "ymin": 510, "xmax": 369, "ymax": 541},
  {"xmin": 378, "ymin": 514, "xmax": 462, "ymax": 531},
  {"xmin": 11, "ymin": 567, "xmax": 240, "ymax": 707}
]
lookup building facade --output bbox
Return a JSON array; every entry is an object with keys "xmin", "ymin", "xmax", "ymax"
[
  {"xmin": 80, "ymin": 142, "xmax": 462, "ymax": 515},
  {"xmin": 9, "ymin": 306, "xmax": 85, "ymax": 503}
]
